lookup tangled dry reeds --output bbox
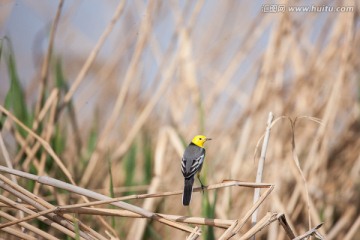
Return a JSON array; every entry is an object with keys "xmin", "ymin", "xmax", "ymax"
[{"xmin": 0, "ymin": 1, "xmax": 359, "ymax": 239}]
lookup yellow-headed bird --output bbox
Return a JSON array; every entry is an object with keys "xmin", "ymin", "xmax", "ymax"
[{"xmin": 181, "ymin": 135, "xmax": 212, "ymax": 206}]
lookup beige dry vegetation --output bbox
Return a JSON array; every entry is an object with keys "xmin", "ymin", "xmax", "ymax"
[{"xmin": 0, "ymin": 0, "xmax": 360, "ymax": 239}]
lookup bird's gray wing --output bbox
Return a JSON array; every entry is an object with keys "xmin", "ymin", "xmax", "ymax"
[{"xmin": 181, "ymin": 145, "xmax": 205, "ymax": 179}]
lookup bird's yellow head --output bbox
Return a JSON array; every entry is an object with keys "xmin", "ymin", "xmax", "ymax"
[{"xmin": 191, "ymin": 135, "xmax": 212, "ymax": 148}]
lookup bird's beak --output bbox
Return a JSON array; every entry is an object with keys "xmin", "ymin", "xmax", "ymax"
[{"xmin": 206, "ymin": 138, "xmax": 212, "ymax": 141}]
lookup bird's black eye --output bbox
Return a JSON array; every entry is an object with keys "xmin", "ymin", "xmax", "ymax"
[{"xmin": 199, "ymin": 138, "xmax": 202, "ymax": 140}]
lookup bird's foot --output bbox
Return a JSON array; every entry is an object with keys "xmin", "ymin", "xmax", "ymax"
[{"xmin": 200, "ymin": 183, "xmax": 208, "ymax": 195}]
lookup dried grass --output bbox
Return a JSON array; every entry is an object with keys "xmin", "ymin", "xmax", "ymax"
[{"xmin": 1, "ymin": 1, "xmax": 360, "ymax": 239}]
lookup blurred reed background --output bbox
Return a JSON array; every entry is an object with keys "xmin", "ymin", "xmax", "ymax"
[{"xmin": 0, "ymin": 0, "xmax": 359, "ymax": 239}]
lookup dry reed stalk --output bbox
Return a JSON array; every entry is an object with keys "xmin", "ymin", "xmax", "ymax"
[
  {"xmin": 218, "ymin": 185, "xmax": 274, "ymax": 240},
  {"xmin": 289, "ymin": 118, "xmax": 316, "ymax": 230},
  {"xmin": 0, "ymin": 167, "xmax": 197, "ymax": 234},
  {"xmin": 204, "ymin": 13, "xmax": 268, "ymax": 109},
  {"xmin": 292, "ymin": 223, "xmax": 324, "ymax": 240},
  {"xmin": 0, "ymin": 211, "xmax": 59, "ymax": 240},
  {"xmin": 61, "ymin": 207, "xmax": 235, "ymax": 228},
  {"xmin": 75, "ymin": 26, "xmax": 138, "ymax": 113},
  {"xmin": 251, "ymin": 112, "xmax": 273, "ymax": 233},
  {"xmin": 0, "ymin": 166, "xmax": 273, "ymax": 201},
  {"xmin": 34, "ymin": 0, "xmax": 63, "ymax": 117},
  {"xmin": 326, "ymin": 207, "xmax": 356, "ymax": 240},
  {"xmin": 62, "ymin": 0, "xmax": 126, "ymax": 105},
  {"xmin": 0, "ymin": 133, "xmax": 16, "ymax": 184},
  {"xmin": 169, "ymin": 0, "xmax": 205, "ymax": 132},
  {"xmin": 113, "ymin": 0, "xmax": 207, "ymax": 167},
  {"xmin": 219, "ymin": 220, "xmax": 239, "ymax": 240},
  {"xmin": 305, "ymin": 5, "xmax": 355, "ymax": 177},
  {"xmin": 0, "ymin": 114, "xmax": 26, "ymax": 221},
  {"xmin": 80, "ymin": 181, "xmax": 269, "ymax": 201},
  {"xmin": 271, "ymin": 195, "xmax": 297, "ymax": 238},
  {"xmin": 126, "ymin": 127, "xmax": 166, "ymax": 240},
  {"xmin": 9, "ymin": 118, "xmax": 80, "ymax": 233},
  {"xmin": 186, "ymin": 226, "xmax": 201, "ymax": 240},
  {"xmin": 104, "ymin": 231, "xmax": 118, "ymax": 240},
  {"xmin": 239, "ymin": 212, "xmax": 279, "ymax": 240},
  {"xmin": 0, "ymin": 104, "xmax": 76, "ymax": 185},
  {"xmin": 0, "ymin": 165, "xmax": 277, "ymax": 238},
  {"xmin": 112, "ymin": 49, "xmax": 177, "ymax": 159},
  {"xmin": 58, "ymin": 1, "xmax": 128, "ymax": 155},
  {"xmin": 0, "ymin": 206, "xmax": 65, "ymax": 229},
  {"xmin": 165, "ymin": 126, "xmax": 186, "ymax": 158},
  {"xmin": 0, "ymin": 173, "xmax": 111, "ymax": 240},
  {"xmin": 7, "ymin": 130, "xmax": 41, "ymax": 171},
  {"xmin": 0, "ymin": 193, "xmax": 87, "ymax": 240},
  {"xmin": 219, "ymin": 118, "xmax": 252, "ymax": 219},
  {"xmin": 277, "ymin": 213, "xmax": 296, "ymax": 239},
  {"xmin": 13, "ymin": 88, "xmax": 59, "ymax": 167},
  {"xmin": 33, "ymin": 92, "xmax": 58, "ymax": 195},
  {"xmin": 2, "ymin": 2, "xmax": 359, "ymax": 239},
  {"xmin": 134, "ymin": 0, "xmax": 162, "ymax": 65},
  {"xmin": 0, "ymin": 175, "xmax": 98, "ymax": 240},
  {"xmin": 80, "ymin": 0, "xmax": 154, "ymax": 186},
  {"xmin": 1, "ymin": 227, "xmax": 37, "ymax": 240},
  {"xmin": 231, "ymin": 118, "xmax": 252, "ymax": 180},
  {"xmin": 0, "ymin": 199, "xmax": 107, "ymax": 240},
  {"xmin": 344, "ymin": 215, "xmax": 360, "ymax": 240},
  {"xmin": 1, "ymin": 106, "xmax": 104, "ymax": 232}
]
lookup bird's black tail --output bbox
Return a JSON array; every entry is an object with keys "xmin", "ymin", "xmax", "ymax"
[{"xmin": 182, "ymin": 177, "xmax": 194, "ymax": 206}]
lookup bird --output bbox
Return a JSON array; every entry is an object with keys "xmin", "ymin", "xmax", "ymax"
[{"xmin": 181, "ymin": 135, "xmax": 212, "ymax": 206}]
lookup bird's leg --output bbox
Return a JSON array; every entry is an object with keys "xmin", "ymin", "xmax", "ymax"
[{"xmin": 197, "ymin": 173, "xmax": 206, "ymax": 194}]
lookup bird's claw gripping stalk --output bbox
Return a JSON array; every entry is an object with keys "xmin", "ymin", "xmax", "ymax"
[{"xmin": 198, "ymin": 176, "xmax": 207, "ymax": 195}]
